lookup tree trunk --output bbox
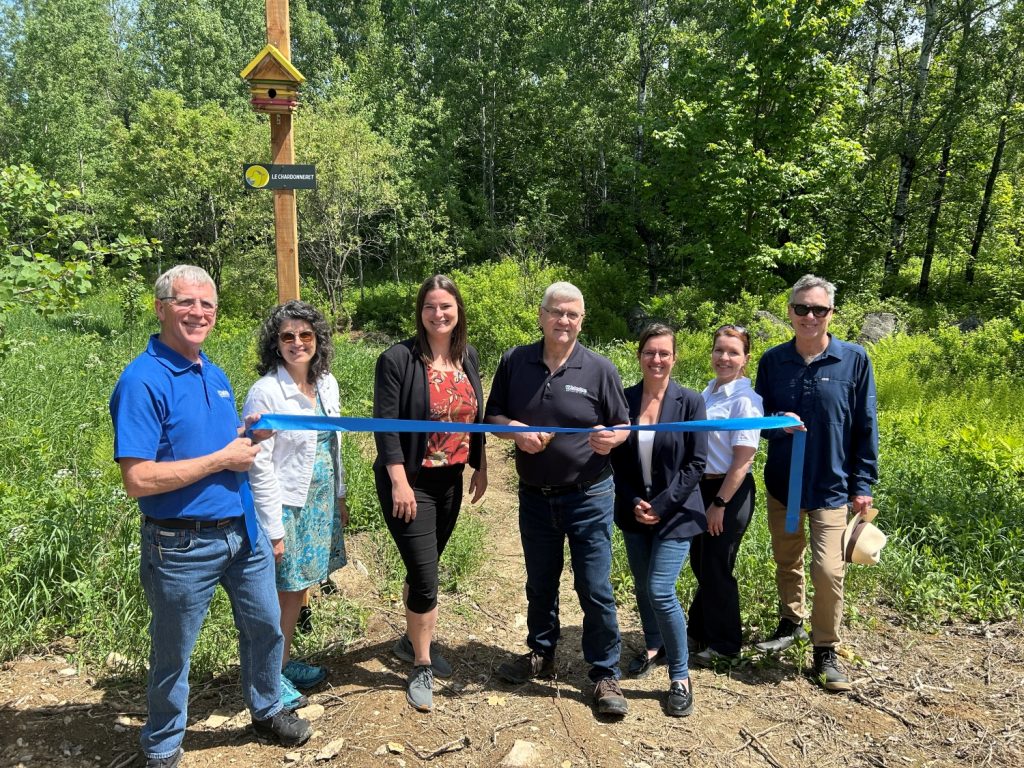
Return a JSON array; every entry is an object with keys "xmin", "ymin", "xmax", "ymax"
[
  {"xmin": 966, "ymin": 88, "xmax": 1014, "ymax": 284},
  {"xmin": 918, "ymin": 134, "xmax": 950, "ymax": 297},
  {"xmin": 884, "ymin": 0, "xmax": 942, "ymax": 290}
]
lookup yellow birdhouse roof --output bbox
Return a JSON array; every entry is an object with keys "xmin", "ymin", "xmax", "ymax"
[{"xmin": 240, "ymin": 44, "xmax": 305, "ymax": 85}]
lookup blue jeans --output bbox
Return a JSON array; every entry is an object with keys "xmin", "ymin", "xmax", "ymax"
[
  {"xmin": 518, "ymin": 475, "xmax": 621, "ymax": 683},
  {"xmin": 621, "ymin": 530, "xmax": 692, "ymax": 681},
  {"xmin": 139, "ymin": 517, "xmax": 284, "ymax": 758}
]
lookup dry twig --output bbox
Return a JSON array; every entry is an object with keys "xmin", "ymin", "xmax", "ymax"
[
  {"xmin": 850, "ymin": 690, "xmax": 918, "ymax": 729},
  {"xmin": 739, "ymin": 726, "xmax": 787, "ymax": 768},
  {"xmin": 406, "ymin": 735, "xmax": 471, "ymax": 760},
  {"xmin": 490, "ymin": 716, "xmax": 531, "ymax": 746}
]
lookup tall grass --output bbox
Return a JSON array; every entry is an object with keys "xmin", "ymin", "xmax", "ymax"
[{"xmin": 2, "ymin": 292, "xmax": 1021, "ymax": 672}]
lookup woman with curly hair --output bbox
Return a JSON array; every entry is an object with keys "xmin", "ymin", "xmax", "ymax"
[{"xmin": 244, "ymin": 300, "xmax": 347, "ymax": 711}]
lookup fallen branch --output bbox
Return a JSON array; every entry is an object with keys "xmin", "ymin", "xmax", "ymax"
[
  {"xmin": 739, "ymin": 727, "xmax": 787, "ymax": 768},
  {"xmin": 850, "ymin": 691, "xmax": 918, "ymax": 729},
  {"xmin": 491, "ymin": 716, "xmax": 531, "ymax": 746},
  {"xmin": 406, "ymin": 735, "xmax": 470, "ymax": 760}
]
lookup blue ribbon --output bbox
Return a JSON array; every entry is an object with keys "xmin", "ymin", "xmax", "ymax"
[{"xmin": 251, "ymin": 413, "xmax": 806, "ymax": 532}]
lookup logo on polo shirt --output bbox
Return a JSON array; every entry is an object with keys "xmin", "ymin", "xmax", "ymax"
[
  {"xmin": 565, "ymin": 384, "xmax": 588, "ymax": 395},
  {"xmin": 218, "ymin": 389, "xmax": 231, "ymax": 398}
]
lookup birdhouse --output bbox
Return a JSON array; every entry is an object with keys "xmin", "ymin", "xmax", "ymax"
[{"xmin": 240, "ymin": 44, "xmax": 306, "ymax": 114}]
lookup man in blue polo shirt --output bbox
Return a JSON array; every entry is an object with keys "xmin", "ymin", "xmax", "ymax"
[
  {"xmin": 110, "ymin": 265, "xmax": 311, "ymax": 768},
  {"xmin": 485, "ymin": 281, "xmax": 631, "ymax": 717},
  {"xmin": 753, "ymin": 274, "xmax": 879, "ymax": 692}
]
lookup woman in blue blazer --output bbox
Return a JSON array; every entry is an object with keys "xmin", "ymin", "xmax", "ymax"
[{"xmin": 610, "ymin": 323, "xmax": 707, "ymax": 717}]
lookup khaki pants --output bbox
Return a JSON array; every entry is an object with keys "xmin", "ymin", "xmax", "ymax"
[{"xmin": 765, "ymin": 494, "xmax": 847, "ymax": 648}]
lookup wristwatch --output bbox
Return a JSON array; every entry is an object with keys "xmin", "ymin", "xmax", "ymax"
[{"xmin": 712, "ymin": 496, "xmax": 728, "ymax": 508}]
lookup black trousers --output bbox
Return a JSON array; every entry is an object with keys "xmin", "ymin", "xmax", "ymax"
[
  {"xmin": 376, "ymin": 464, "xmax": 464, "ymax": 614},
  {"xmin": 688, "ymin": 473, "xmax": 756, "ymax": 656}
]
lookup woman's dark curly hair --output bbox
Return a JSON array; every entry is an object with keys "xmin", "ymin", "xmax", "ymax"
[{"xmin": 256, "ymin": 300, "xmax": 334, "ymax": 384}]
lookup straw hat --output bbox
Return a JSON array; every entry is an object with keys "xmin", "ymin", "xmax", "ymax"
[{"xmin": 841, "ymin": 507, "xmax": 887, "ymax": 565}]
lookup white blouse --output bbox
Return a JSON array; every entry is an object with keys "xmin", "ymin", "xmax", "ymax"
[{"xmin": 700, "ymin": 376, "xmax": 763, "ymax": 475}]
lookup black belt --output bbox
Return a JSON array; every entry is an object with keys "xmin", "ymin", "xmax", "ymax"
[
  {"xmin": 522, "ymin": 468, "xmax": 613, "ymax": 497},
  {"xmin": 144, "ymin": 516, "xmax": 241, "ymax": 530}
]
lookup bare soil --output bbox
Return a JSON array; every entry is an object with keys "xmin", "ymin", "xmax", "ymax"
[{"xmin": 2, "ymin": 445, "xmax": 1022, "ymax": 768}]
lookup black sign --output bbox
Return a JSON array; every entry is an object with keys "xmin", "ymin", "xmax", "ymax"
[{"xmin": 243, "ymin": 164, "xmax": 317, "ymax": 190}]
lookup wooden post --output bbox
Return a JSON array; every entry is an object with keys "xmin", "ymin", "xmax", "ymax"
[{"xmin": 266, "ymin": 0, "xmax": 299, "ymax": 302}]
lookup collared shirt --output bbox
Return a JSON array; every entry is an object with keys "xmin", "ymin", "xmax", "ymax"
[
  {"xmin": 485, "ymin": 340, "xmax": 629, "ymax": 487},
  {"xmin": 110, "ymin": 334, "xmax": 247, "ymax": 521},
  {"xmin": 754, "ymin": 335, "xmax": 878, "ymax": 509},
  {"xmin": 700, "ymin": 376, "xmax": 763, "ymax": 475}
]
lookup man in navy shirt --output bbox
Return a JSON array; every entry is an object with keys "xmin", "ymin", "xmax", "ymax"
[
  {"xmin": 110, "ymin": 265, "xmax": 311, "ymax": 768},
  {"xmin": 753, "ymin": 274, "xmax": 878, "ymax": 692},
  {"xmin": 486, "ymin": 281, "xmax": 631, "ymax": 717}
]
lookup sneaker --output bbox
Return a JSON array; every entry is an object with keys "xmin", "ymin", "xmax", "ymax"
[
  {"xmin": 251, "ymin": 709, "xmax": 312, "ymax": 746},
  {"xmin": 297, "ymin": 604, "xmax": 313, "ymax": 635},
  {"xmin": 145, "ymin": 747, "xmax": 184, "ymax": 768},
  {"xmin": 813, "ymin": 646, "xmax": 852, "ymax": 692},
  {"xmin": 754, "ymin": 618, "xmax": 809, "ymax": 653},
  {"xmin": 406, "ymin": 664, "xmax": 434, "ymax": 712},
  {"xmin": 666, "ymin": 680, "xmax": 694, "ymax": 717},
  {"xmin": 392, "ymin": 634, "xmax": 453, "ymax": 679},
  {"xmin": 593, "ymin": 677, "xmax": 628, "ymax": 716},
  {"xmin": 625, "ymin": 647, "xmax": 665, "ymax": 678},
  {"xmin": 690, "ymin": 647, "xmax": 737, "ymax": 668},
  {"xmin": 279, "ymin": 673, "xmax": 308, "ymax": 711},
  {"xmin": 283, "ymin": 659, "xmax": 328, "ymax": 689},
  {"xmin": 319, "ymin": 577, "xmax": 338, "ymax": 595},
  {"xmin": 496, "ymin": 650, "xmax": 555, "ymax": 684}
]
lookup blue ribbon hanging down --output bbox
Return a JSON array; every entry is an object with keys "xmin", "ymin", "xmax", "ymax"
[{"xmin": 251, "ymin": 413, "xmax": 806, "ymax": 532}]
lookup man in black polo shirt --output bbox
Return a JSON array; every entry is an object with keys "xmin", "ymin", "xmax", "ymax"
[{"xmin": 486, "ymin": 281, "xmax": 631, "ymax": 716}]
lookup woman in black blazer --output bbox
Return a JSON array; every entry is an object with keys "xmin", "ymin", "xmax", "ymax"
[
  {"xmin": 373, "ymin": 274, "xmax": 487, "ymax": 712},
  {"xmin": 610, "ymin": 323, "xmax": 707, "ymax": 717}
]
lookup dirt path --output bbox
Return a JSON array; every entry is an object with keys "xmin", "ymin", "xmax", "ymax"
[{"xmin": 2, "ymin": 443, "xmax": 1022, "ymax": 767}]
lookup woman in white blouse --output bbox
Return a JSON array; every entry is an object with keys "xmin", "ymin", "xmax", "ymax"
[
  {"xmin": 688, "ymin": 324, "xmax": 763, "ymax": 666},
  {"xmin": 244, "ymin": 301, "xmax": 347, "ymax": 711}
]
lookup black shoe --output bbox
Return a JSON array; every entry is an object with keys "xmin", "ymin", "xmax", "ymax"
[
  {"xmin": 754, "ymin": 618, "xmax": 809, "ymax": 653},
  {"xmin": 145, "ymin": 748, "xmax": 184, "ymax": 768},
  {"xmin": 497, "ymin": 651, "xmax": 555, "ymax": 684},
  {"xmin": 297, "ymin": 604, "xmax": 313, "ymax": 635},
  {"xmin": 251, "ymin": 709, "xmax": 313, "ymax": 747},
  {"xmin": 665, "ymin": 680, "xmax": 694, "ymax": 717},
  {"xmin": 319, "ymin": 578, "xmax": 337, "ymax": 595},
  {"xmin": 812, "ymin": 646, "xmax": 852, "ymax": 692},
  {"xmin": 690, "ymin": 647, "xmax": 738, "ymax": 668},
  {"xmin": 625, "ymin": 647, "xmax": 665, "ymax": 678},
  {"xmin": 593, "ymin": 677, "xmax": 628, "ymax": 716}
]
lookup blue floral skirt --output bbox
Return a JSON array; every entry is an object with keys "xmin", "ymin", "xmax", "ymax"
[{"xmin": 276, "ymin": 429, "xmax": 347, "ymax": 592}]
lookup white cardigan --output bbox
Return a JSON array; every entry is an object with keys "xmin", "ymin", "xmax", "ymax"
[{"xmin": 243, "ymin": 367, "xmax": 346, "ymax": 541}]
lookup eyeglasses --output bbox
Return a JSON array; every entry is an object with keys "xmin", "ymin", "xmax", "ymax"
[
  {"xmin": 542, "ymin": 306, "xmax": 584, "ymax": 323},
  {"xmin": 279, "ymin": 330, "xmax": 315, "ymax": 344},
  {"xmin": 159, "ymin": 296, "xmax": 218, "ymax": 313},
  {"xmin": 641, "ymin": 350, "xmax": 674, "ymax": 360},
  {"xmin": 790, "ymin": 304, "xmax": 833, "ymax": 318}
]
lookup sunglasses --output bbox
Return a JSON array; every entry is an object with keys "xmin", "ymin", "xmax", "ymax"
[
  {"xmin": 279, "ymin": 330, "xmax": 315, "ymax": 344},
  {"xmin": 790, "ymin": 304, "xmax": 833, "ymax": 318},
  {"xmin": 715, "ymin": 323, "xmax": 749, "ymax": 338}
]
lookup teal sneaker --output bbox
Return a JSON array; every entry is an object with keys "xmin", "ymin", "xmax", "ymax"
[
  {"xmin": 283, "ymin": 660, "xmax": 327, "ymax": 690},
  {"xmin": 279, "ymin": 673, "xmax": 308, "ymax": 711}
]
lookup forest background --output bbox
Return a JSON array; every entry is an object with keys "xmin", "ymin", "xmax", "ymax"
[{"xmin": 0, "ymin": 0, "xmax": 1023, "ymax": 671}]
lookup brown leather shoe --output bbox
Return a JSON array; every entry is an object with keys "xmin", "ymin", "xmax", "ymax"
[{"xmin": 593, "ymin": 677, "xmax": 628, "ymax": 716}]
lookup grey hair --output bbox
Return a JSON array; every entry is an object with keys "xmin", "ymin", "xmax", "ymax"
[
  {"xmin": 154, "ymin": 264, "xmax": 217, "ymax": 301},
  {"xmin": 789, "ymin": 274, "xmax": 835, "ymax": 306},
  {"xmin": 541, "ymin": 281, "xmax": 585, "ymax": 311}
]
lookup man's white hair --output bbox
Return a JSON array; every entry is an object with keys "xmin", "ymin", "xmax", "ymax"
[
  {"xmin": 789, "ymin": 274, "xmax": 835, "ymax": 306},
  {"xmin": 541, "ymin": 281, "xmax": 585, "ymax": 311},
  {"xmin": 154, "ymin": 264, "xmax": 217, "ymax": 300}
]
